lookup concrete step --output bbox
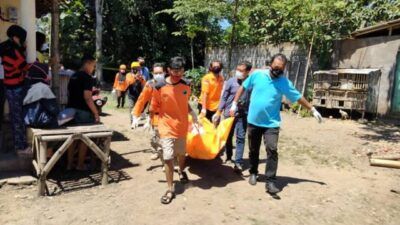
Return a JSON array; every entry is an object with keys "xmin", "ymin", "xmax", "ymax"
[{"xmin": 0, "ymin": 153, "xmax": 32, "ymax": 172}]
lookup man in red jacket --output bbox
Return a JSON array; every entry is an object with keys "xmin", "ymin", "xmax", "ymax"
[{"xmin": 0, "ymin": 25, "xmax": 31, "ymax": 156}]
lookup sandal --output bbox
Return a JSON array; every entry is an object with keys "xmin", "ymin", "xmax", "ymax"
[
  {"xmin": 161, "ymin": 190, "xmax": 175, "ymax": 204},
  {"xmin": 179, "ymin": 171, "xmax": 189, "ymax": 183}
]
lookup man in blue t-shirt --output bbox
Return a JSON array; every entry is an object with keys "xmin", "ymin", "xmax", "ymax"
[
  {"xmin": 230, "ymin": 54, "xmax": 322, "ymax": 194},
  {"xmin": 138, "ymin": 57, "xmax": 151, "ymax": 81}
]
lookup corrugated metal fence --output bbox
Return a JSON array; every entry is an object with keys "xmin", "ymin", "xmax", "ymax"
[{"xmin": 204, "ymin": 43, "xmax": 317, "ymax": 92}]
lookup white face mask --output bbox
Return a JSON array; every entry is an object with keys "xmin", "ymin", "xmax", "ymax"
[
  {"xmin": 235, "ymin": 70, "xmax": 244, "ymax": 79},
  {"xmin": 154, "ymin": 73, "xmax": 165, "ymax": 83}
]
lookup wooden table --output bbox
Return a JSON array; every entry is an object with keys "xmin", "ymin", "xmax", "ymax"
[{"xmin": 28, "ymin": 124, "xmax": 113, "ymax": 196}]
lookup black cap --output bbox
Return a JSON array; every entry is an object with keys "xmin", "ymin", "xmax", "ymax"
[{"xmin": 7, "ymin": 25, "xmax": 27, "ymax": 44}]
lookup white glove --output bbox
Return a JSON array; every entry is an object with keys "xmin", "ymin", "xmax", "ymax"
[
  {"xmin": 311, "ymin": 107, "xmax": 323, "ymax": 123},
  {"xmin": 212, "ymin": 113, "xmax": 220, "ymax": 123},
  {"xmin": 229, "ymin": 101, "xmax": 238, "ymax": 117},
  {"xmin": 143, "ymin": 116, "xmax": 151, "ymax": 131},
  {"xmin": 131, "ymin": 116, "xmax": 140, "ymax": 129},
  {"xmin": 200, "ymin": 108, "xmax": 207, "ymax": 117},
  {"xmin": 111, "ymin": 89, "xmax": 117, "ymax": 100}
]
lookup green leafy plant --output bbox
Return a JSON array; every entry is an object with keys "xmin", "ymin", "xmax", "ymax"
[{"xmin": 185, "ymin": 66, "xmax": 207, "ymax": 97}]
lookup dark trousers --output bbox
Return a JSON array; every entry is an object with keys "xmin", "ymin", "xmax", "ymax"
[
  {"xmin": 225, "ymin": 117, "xmax": 247, "ymax": 164},
  {"xmin": 5, "ymin": 86, "xmax": 28, "ymax": 151},
  {"xmin": 0, "ymin": 80, "xmax": 4, "ymax": 129},
  {"xmin": 0, "ymin": 80, "xmax": 4, "ymax": 152},
  {"xmin": 248, "ymin": 123, "xmax": 280, "ymax": 181},
  {"xmin": 116, "ymin": 90, "xmax": 126, "ymax": 108},
  {"xmin": 197, "ymin": 103, "xmax": 216, "ymax": 121}
]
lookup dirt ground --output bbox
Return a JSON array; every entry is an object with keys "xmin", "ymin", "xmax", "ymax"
[{"xmin": 1, "ymin": 104, "xmax": 399, "ymax": 225}]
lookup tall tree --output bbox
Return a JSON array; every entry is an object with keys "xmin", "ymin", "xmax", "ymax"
[
  {"xmin": 95, "ymin": 0, "xmax": 104, "ymax": 84},
  {"xmin": 158, "ymin": 0, "xmax": 226, "ymax": 68}
]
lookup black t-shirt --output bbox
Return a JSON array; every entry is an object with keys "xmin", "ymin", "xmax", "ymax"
[{"xmin": 67, "ymin": 71, "xmax": 94, "ymax": 112}]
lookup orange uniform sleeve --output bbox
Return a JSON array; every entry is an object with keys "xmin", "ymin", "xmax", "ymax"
[
  {"xmin": 201, "ymin": 75, "xmax": 210, "ymax": 94},
  {"xmin": 126, "ymin": 73, "xmax": 135, "ymax": 86},
  {"xmin": 113, "ymin": 73, "xmax": 119, "ymax": 89},
  {"xmin": 132, "ymin": 83, "xmax": 153, "ymax": 117}
]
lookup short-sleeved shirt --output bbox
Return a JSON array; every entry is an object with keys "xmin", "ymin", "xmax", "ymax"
[
  {"xmin": 152, "ymin": 79, "xmax": 191, "ymax": 139},
  {"xmin": 199, "ymin": 72, "xmax": 224, "ymax": 111},
  {"xmin": 126, "ymin": 73, "xmax": 145, "ymax": 99},
  {"xmin": 132, "ymin": 80, "xmax": 159, "ymax": 126},
  {"xmin": 243, "ymin": 69, "xmax": 302, "ymax": 128},
  {"xmin": 218, "ymin": 77, "xmax": 250, "ymax": 118},
  {"xmin": 141, "ymin": 67, "xmax": 151, "ymax": 81},
  {"xmin": 67, "ymin": 71, "xmax": 94, "ymax": 112}
]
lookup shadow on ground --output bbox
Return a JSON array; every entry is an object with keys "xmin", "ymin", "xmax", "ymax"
[
  {"xmin": 111, "ymin": 130, "xmax": 130, "ymax": 142},
  {"xmin": 186, "ymin": 157, "xmax": 245, "ymax": 190},
  {"xmin": 357, "ymin": 121, "xmax": 400, "ymax": 143},
  {"xmin": 45, "ymin": 149, "xmax": 138, "ymax": 196}
]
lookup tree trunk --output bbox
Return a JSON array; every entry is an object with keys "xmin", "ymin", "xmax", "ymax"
[
  {"xmin": 190, "ymin": 38, "xmax": 194, "ymax": 69},
  {"xmin": 227, "ymin": 0, "xmax": 240, "ymax": 72},
  {"xmin": 95, "ymin": 0, "xmax": 104, "ymax": 85},
  {"xmin": 51, "ymin": 0, "xmax": 60, "ymax": 103}
]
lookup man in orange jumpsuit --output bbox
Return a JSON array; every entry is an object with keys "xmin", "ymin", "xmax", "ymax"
[
  {"xmin": 131, "ymin": 63, "xmax": 166, "ymax": 162},
  {"xmin": 152, "ymin": 57, "xmax": 198, "ymax": 204},
  {"xmin": 198, "ymin": 60, "xmax": 224, "ymax": 121},
  {"xmin": 113, "ymin": 64, "xmax": 128, "ymax": 108}
]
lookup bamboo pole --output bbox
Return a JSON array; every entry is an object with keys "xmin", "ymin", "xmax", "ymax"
[
  {"xmin": 32, "ymin": 160, "xmax": 40, "ymax": 176},
  {"xmin": 38, "ymin": 140, "xmax": 47, "ymax": 196},
  {"xmin": 39, "ymin": 132, "xmax": 113, "ymax": 142},
  {"xmin": 42, "ymin": 135, "xmax": 75, "ymax": 177},
  {"xmin": 80, "ymin": 135, "xmax": 107, "ymax": 162},
  {"xmin": 370, "ymin": 158, "xmax": 400, "ymax": 169},
  {"xmin": 102, "ymin": 137, "xmax": 111, "ymax": 185},
  {"xmin": 298, "ymin": 34, "xmax": 315, "ymax": 117},
  {"xmin": 371, "ymin": 155, "xmax": 400, "ymax": 160},
  {"xmin": 294, "ymin": 62, "xmax": 302, "ymax": 89}
]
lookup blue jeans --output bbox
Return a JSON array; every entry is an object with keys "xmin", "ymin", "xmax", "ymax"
[
  {"xmin": 5, "ymin": 87, "xmax": 28, "ymax": 151},
  {"xmin": 225, "ymin": 117, "xmax": 247, "ymax": 165}
]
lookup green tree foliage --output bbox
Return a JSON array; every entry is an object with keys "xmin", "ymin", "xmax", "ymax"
[
  {"xmin": 243, "ymin": 0, "xmax": 400, "ymax": 67},
  {"xmin": 158, "ymin": 0, "xmax": 226, "ymax": 67},
  {"xmin": 38, "ymin": 0, "xmax": 400, "ymax": 77},
  {"xmin": 39, "ymin": 0, "xmax": 206, "ymax": 79}
]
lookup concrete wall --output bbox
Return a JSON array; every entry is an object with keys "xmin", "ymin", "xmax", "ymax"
[
  {"xmin": 332, "ymin": 35, "xmax": 400, "ymax": 115},
  {"xmin": 0, "ymin": 0, "xmax": 21, "ymax": 42},
  {"xmin": 205, "ymin": 43, "xmax": 317, "ymax": 92}
]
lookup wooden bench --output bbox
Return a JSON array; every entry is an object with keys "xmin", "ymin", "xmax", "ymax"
[{"xmin": 28, "ymin": 124, "xmax": 113, "ymax": 196}]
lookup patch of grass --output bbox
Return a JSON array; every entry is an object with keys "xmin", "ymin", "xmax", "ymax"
[
  {"xmin": 279, "ymin": 136, "xmax": 353, "ymax": 168},
  {"xmin": 102, "ymin": 91, "xmax": 129, "ymax": 113}
]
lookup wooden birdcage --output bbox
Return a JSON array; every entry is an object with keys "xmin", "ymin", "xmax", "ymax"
[{"xmin": 312, "ymin": 69, "xmax": 381, "ymax": 116}]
